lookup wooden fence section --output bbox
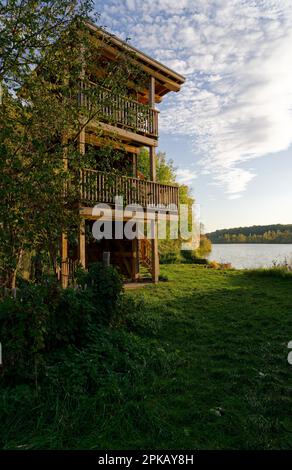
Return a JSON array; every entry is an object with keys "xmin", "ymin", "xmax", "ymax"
[
  {"xmin": 79, "ymin": 82, "xmax": 159, "ymax": 137},
  {"xmin": 80, "ymin": 169, "xmax": 179, "ymax": 211}
]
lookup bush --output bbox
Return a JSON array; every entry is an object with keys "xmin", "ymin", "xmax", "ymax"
[
  {"xmin": 0, "ymin": 325, "xmax": 179, "ymax": 449},
  {"xmin": 159, "ymin": 239, "xmax": 181, "ymax": 264},
  {"xmin": 47, "ymin": 287, "xmax": 91, "ymax": 350},
  {"xmin": 159, "ymin": 251, "xmax": 181, "ymax": 264},
  {"xmin": 195, "ymin": 236, "xmax": 212, "ymax": 257},
  {"xmin": 77, "ymin": 262, "xmax": 124, "ymax": 326},
  {"xmin": 0, "ymin": 284, "xmax": 51, "ymax": 381},
  {"xmin": 180, "ymin": 250, "xmax": 208, "ymax": 265},
  {"xmin": 0, "ymin": 263, "xmax": 124, "ymax": 382}
]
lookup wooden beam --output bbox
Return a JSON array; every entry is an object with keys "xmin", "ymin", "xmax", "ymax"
[
  {"xmin": 79, "ymin": 207, "xmax": 178, "ymax": 221},
  {"xmin": 85, "ymin": 132, "xmax": 140, "ymax": 154},
  {"xmin": 88, "ymin": 121, "xmax": 158, "ymax": 147},
  {"xmin": 88, "ymin": 28, "xmax": 185, "ymax": 94}
]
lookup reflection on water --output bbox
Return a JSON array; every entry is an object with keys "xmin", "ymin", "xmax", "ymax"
[{"xmin": 207, "ymin": 244, "xmax": 292, "ymax": 269}]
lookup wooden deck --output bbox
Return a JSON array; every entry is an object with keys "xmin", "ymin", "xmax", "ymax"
[
  {"xmin": 80, "ymin": 169, "xmax": 179, "ymax": 210},
  {"xmin": 79, "ymin": 82, "xmax": 159, "ymax": 138}
]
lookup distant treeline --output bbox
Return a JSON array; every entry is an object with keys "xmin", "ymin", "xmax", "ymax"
[{"xmin": 206, "ymin": 224, "xmax": 292, "ymax": 244}]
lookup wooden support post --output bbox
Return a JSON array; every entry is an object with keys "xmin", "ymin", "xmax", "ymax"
[
  {"xmin": 131, "ymin": 239, "xmax": 139, "ymax": 282},
  {"xmin": 60, "ymin": 132, "xmax": 69, "ymax": 287},
  {"xmin": 103, "ymin": 251, "xmax": 110, "ymax": 267},
  {"xmin": 149, "ymin": 76, "xmax": 155, "ymax": 108},
  {"xmin": 79, "ymin": 219, "xmax": 86, "ymax": 269},
  {"xmin": 149, "ymin": 147, "xmax": 159, "ymax": 284},
  {"xmin": 151, "ymin": 220, "xmax": 159, "ymax": 283},
  {"xmin": 149, "ymin": 76, "xmax": 159, "ymax": 282},
  {"xmin": 149, "ymin": 75, "xmax": 157, "ymax": 180},
  {"xmin": 78, "ymin": 127, "xmax": 86, "ymax": 270},
  {"xmin": 135, "ymin": 238, "xmax": 140, "ymax": 280},
  {"xmin": 133, "ymin": 153, "xmax": 137, "ymax": 178},
  {"xmin": 149, "ymin": 146, "xmax": 156, "ymax": 181},
  {"xmin": 61, "ymin": 233, "xmax": 68, "ymax": 288},
  {"xmin": 79, "ymin": 126, "xmax": 86, "ymax": 155},
  {"xmin": 149, "ymin": 77, "xmax": 156, "ymax": 181}
]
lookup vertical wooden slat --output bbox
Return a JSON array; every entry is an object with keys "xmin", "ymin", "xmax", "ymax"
[
  {"xmin": 79, "ymin": 169, "xmax": 179, "ymax": 212},
  {"xmin": 81, "ymin": 83, "xmax": 159, "ymax": 137}
]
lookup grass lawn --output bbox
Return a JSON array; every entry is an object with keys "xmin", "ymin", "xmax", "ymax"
[
  {"xmin": 123, "ymin": 264, "xmax": 292, "ymax": 449},
  {"xmin": 1, "ymin": 264, "xmax": 292, "ymax": 449}
]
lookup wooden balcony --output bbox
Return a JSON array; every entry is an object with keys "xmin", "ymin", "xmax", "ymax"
[
  {"xmin": 79, "ymin": 82, "xmax": 159, "ymax": 138},
  {"xmin": 80, "ymin": 169, "xmax": 179, "ymax": 211}
]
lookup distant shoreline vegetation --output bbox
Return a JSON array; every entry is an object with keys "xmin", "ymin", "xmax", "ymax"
[{"xmin": 206, "ymin": 224, "xmax": 292, "ymax": 244}]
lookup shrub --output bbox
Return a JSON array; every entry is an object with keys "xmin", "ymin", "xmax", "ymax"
[
  {"xmin": 195, "ymin": 236, "xmax": 212, "ymax": 257},
  {"xmin": 46, "ymin": 287, "xmax": 91, "ymax": 350},
  {"xmin": 159, "ymin": 239, "xmax": 181, "ymax": 264},
  {"xmin": 0, "ymin": 284, "xmax": 51, "ymax": 381},
  {"xmin": 77, "ymin": 262, "xmax": 124, "ymax": 326},
  {"xmin": 159, "ymin": 251, "xmax": 181, "ymax": 264},
  {"xmin": 180, "ymin": 250, "xmax": 208, "ymax": 265},
  {"xmin": 0, "ymin": 263, "xmax": 124, "ymax": 382}
]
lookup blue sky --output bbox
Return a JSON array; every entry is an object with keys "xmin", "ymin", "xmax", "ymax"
[{"xmin": 94, "ymin": 0, "xmax": 292, "ymax": 232}]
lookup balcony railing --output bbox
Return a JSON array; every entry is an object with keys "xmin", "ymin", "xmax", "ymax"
[
  {"xmin": 79, "ymin": 82, "xmax": 159, "ymax": 137},
  {"xmin": 80, "ymin": 169, "xmax": 179, "ymax": 211}
]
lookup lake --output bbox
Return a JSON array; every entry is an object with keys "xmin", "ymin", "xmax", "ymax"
[{"xmin": 208, "ymin": 244, "xmax": 292, "ymax": 269}]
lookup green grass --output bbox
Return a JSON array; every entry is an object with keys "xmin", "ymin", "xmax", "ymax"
[
  {"xmin": 1, "ymin": 264, "xmax": 292, "ymax": 449},
  {"xmin": 123, "ymin": 265, "xmax": 292, "ymax": 449}
]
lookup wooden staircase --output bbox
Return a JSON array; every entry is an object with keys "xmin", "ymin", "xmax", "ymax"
[{"xmin": 139, "ymin": 238, "xmax": 152, "ymax": 275}]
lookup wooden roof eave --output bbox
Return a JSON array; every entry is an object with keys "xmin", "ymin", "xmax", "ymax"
[{"xmin": 86, "ymin": 22, "xmax": 185, "ymax": 98}]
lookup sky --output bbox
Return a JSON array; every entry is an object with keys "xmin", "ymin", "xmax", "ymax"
[{"xmin": 94, "ymin": 0, "xmax": 292, "ymax": 232}]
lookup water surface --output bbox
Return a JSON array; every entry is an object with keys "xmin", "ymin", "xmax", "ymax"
[{"xmin": 208, "ymin": 244, "xmax": 292, "ymax": 269}]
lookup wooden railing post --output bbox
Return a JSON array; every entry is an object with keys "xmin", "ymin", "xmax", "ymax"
[
  {"xmin": 82, "ymin": 82, "xmax": 159, "ymax": 137},
  {"xmin": 80, "ymin": 169, "xmax": 178, "ymax": 213}
]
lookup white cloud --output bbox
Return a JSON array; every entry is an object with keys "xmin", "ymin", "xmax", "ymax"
[
  {"xmin": 176, "ymin": 168, "xmax": 198, "ymax": 185},
  {"xmin": 96, "ymin": 0, "xmax": 292, "ymax": 195},
  {"xmin": 228, "ymin": 194, "xmax": 243, "ymax": 200}
]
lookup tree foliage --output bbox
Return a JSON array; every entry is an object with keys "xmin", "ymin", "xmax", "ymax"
[
  {"xmin": 207, "ymin": 224, "xmax": 292, "ymax": 244},
  {"xmin": 137, "ymin": 148, "xmax": 206, "ymax": 258},
  {"xmin": 0, "ymin": 1, "xmax": 146, "ymax": 287}
]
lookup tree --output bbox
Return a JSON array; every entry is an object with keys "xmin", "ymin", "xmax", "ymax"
[
  {"xmin": 0, "ymin": 1, "xmax": 146, "ymax": 287},
  {"xmin": 137, "ymin": 148, "xmax": 202, "ymax": 257},
  {"xmin": 138, "ymin": 148, "xmax": 175, "ymax": 183},
  {"xmin": 1, "ymin": 1, "xmax": 96, "ymax": 287}
]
